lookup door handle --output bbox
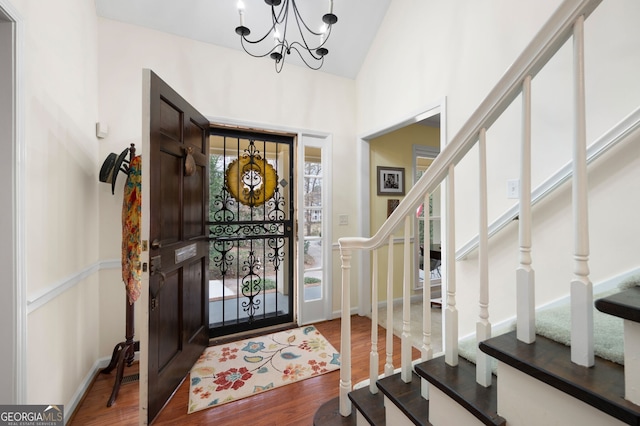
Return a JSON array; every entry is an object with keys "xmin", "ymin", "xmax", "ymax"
[
  {"xmin": 151, "ymin": 239, "xmax": 162, "ymax": 250},
  {"xmin": 150, "ymin": 255, "xmax": 166, "ymax": 311}
]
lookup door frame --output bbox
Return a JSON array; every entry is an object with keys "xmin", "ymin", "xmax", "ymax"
[
  {"xmin": 355, "ymin": 98, "xmax": 447, "ymax": 317},
  {"xmin": 207, "ymin": 126, "xmax": 296, "ymax": 336},
  {"xmin": 207, "ymin": 116, "xmax": 333, "ymax": 325},
  {"xmin": 0, "ymin": 0, "xmax": 25, "ymax": 405},
  {"xmin": 297, "ymin": 133, "xmax": 333, "ymax": 324}
]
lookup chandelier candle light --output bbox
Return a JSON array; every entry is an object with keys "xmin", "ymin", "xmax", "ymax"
[{"xmin": 235, "ymin": 0, "xmax": 338, "ymax": 72}]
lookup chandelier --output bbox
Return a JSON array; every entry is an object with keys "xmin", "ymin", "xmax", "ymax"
[{"xmin": 235, "ymin": 0, "xmax": 338, "ymax": 73}]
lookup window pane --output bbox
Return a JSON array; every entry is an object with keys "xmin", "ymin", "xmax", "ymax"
[{"xmin": 303, "ymin": 271, "xmax": 322, "ymax": 301}]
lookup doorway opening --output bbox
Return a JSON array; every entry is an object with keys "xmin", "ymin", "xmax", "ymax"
[
  {"xmin": 358, "ymin": 101, "xmax": 446, "ymax": 353},
  {"xmin": 208, "ymin": 127, "xmax": 295, "ymax": 338}
]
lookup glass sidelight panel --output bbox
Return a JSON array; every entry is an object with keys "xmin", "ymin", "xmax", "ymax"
[{"xmin": 302, "ymin": 147, "xmax": 323, "ymax": 302}]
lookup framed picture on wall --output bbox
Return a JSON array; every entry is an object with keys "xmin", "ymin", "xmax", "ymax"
[
  {"xmin": 377, "ymin": 166, "xmax": 405, "ymax": 196},
  {"xmin": 387, "ymin": 199, "xmax": 400, "ymax": 217}
]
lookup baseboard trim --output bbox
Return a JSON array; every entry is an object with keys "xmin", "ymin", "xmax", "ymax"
[
  {"xmin": 64, "ymin": 357, "xmax": 110, "ymax": 423},
  {"xmin": 65, "ymin": 352, "xmax": 140, "ymax": 423}
]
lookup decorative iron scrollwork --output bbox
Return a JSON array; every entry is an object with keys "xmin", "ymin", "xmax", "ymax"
[
  {"xmin": 225, "ymin": 140, "xmax": 278, "ymax": 207},
  {"xmin": 241, "ymin": 250, "xmax": 262, "ymax": 322}
]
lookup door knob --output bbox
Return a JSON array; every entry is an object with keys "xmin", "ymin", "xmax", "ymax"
[{"xmin": 151, "ymin": 239, "xmax": 162, "ymax": 250}]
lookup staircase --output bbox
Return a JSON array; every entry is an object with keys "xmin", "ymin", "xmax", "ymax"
[
  {"xmin": 314, "ymin": 287, "xmax": 640, "ymax": 425},
  {"xmin": 314, "ymin": 0, "xmax": 640, "ymax": 424}
]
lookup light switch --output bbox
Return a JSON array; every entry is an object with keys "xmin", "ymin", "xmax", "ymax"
[
  {"xmin": 338, "ymin": 214, "xmax": 348, "ymax": 226},
  {"xmin": 507, "ymin": 179, "xmax": 520, "ymax": 199}
]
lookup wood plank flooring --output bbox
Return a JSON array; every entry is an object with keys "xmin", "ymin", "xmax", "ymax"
[{"xmin": 68, "ymin": 315, "xmax": 420, "ymax": 425}]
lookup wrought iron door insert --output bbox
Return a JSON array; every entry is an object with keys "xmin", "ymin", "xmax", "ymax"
[{"xmin": 208, "ymin": 128, "xmax": 294, "ymax": 337}]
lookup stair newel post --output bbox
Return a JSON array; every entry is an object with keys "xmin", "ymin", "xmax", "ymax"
[
  {"xmin": 385, "ymin": 234, "xmax": 395, "ymax": 376},
  {"xmin": 421, "ymin": 192, "xmax": 433, "ymax": 399},
  {"xmin": 570, "ymin": 13, "xmax": 594, "ymax": 367},
  {"xmin": 445, "ymin": 164, "xmax": 459, "ymax": 367},
  {"xmin": 517, "ymin": 75, "xmax": 536, "ymax": 344},
  {"xmin": 476, "ymin": 128, "xmax": 492, "ymax": 387},
  {"xmin": 369, "ymin": 249, "xmax": 379, "ymax": 394},
  {"xmin": 401, "ymin": 216, "xmax": 412, "ymax": 383},
  {"xmin": 339, "ymin": 246, "xmax": 353, "ymax": 416}
]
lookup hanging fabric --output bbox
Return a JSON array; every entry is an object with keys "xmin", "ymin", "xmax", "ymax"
[{"xmin": 121, "ymin": 155, "xmax": 142, "ymax": 304}]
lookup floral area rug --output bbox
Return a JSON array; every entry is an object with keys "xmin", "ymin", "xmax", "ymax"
[{"xmin": 188, "ymin": 325, "xmax": 340, "ymax": 414}]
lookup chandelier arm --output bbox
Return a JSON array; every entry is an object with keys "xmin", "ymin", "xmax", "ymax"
[
  {"xmin": 271, "ymin": 0, "xmax": 288, "ymax": 25},
  {"xmin": 287, "ymin": 45, "xmax": 324, "ymax": 70},
  {"xmin": 288, "ymin": 42, "xmax": 323, "ymax": 62},
  {"xmin": 291, "ymin": 0, "xmax": 327, "ymax": 36},
  {"xmin": 241, "ymin": 31, "xmax": 273, "ymax": 45},
  {"xmin": 275, "ymin": 56, "xmax": 285, "ymax": 73},
  {"xmin": 290, "ymin": 7, "xmax": 320, "ymax": 54},
  {"xmin": 240, "ymin": 37, "xmax": 283, "ymax": 59}
]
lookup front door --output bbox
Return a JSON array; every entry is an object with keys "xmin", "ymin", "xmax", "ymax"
[
  {"xmin": 208, "ymin": 127, "xmax": 295, "ymax": 338},
  {"xmin": 145, "ymin": 70, "xmax": 210, "ymax": 423}
]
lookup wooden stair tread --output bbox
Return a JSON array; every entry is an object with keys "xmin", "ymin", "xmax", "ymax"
[
  {"xmin": 313, "ymin": 396, "xmax": 357, "ymax": 426},
  {"xmin": 414, "ymin": 356, "xmax": 505, "ymax": 426},
  {"xmin": 595, "ymin": 286, "xmax": 640, "ymax": 323},
  {"xmin": 349, "ymin": 386, "xmax": 386, "ymax": 425},
  {"xmin": 377, "ymin": 372, "xmax": 430, "ymax": 425},
  {"xmin": 479, "ymin": 330, "xmax": 640, "ymax": 425}
]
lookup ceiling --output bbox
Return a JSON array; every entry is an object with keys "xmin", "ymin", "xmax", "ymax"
[{"xmin": 95, "ymin": 0, "xmax": 391, "ymax": 79}]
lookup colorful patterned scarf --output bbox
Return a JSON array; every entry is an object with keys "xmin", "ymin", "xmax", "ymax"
[{"xmin": 122, "ymin": 155, "xmax": 142, "ymax": 304}]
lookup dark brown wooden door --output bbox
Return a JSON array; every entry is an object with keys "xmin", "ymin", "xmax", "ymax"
[{"xmin": 147, "ymin": 70, "xmax": 209, "ymax": 423}]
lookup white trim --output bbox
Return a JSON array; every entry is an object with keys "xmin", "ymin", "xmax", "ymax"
[
  {"xmin": 456, "ymin": 105, "xmax": 640, "ymax": 260},
  {"xmin": 26, "ymin": 262, "xmax": 102, "ymax": 314},
  {"xmin": 331, "ymin": 306, "xmax": 359, "ymax": 320},
  {"xmin": 208, "ymin": 116, "xmax": 333, "ymax": 325},
  {"xmin": 0, "ymin": 0, "xmax": 25, "ymax": 404},
  {"xmin": 356, "ymin": 98, "xmax": 447, "ymax": 316},
  {"xmin": 457, "ymin": 266, "xmax": 640, "ymax": 343},
  {"xmin": 64, "ymin": 357, "xmax": 109, "ymax": 423},
  {"xmin": 413, "ymin": 144, "xmax": 441, "ymax": 291},
  {"xmin": 64, "ymin": 352, "xmax": 141, "ymax": 424},
  {"xmin": 297, "ymin": 133, "xmax": 334, "ymax": 324},
  {"xmin": 206, "ymin": 115, "xmax": 331, "ymax": 140},
  {"xmin": 24, "ymin": 259, "xmax": 119, "ymax": 315}
]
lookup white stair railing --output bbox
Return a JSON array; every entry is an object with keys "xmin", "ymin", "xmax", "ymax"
[
  {"xmin": 517, "ymin": 75, "xmax": 536, "ymax": 344},
  {"xmin": 476, "ymin": 128, "xmax": 492, "ymax": 387},
  {"xmin": 337, "ymin": 0, "xmax": 603, "ymax": 417},
  {"xmin": 385, "ymin": 235, "xmax": 395, "ymax": 377},
  {"xmin": 421, "ymin": 192, "xmax": 433, "ymax": 400},
  {"xmin": 401, "ymin": 217, "xmax": 413, "ymax": 383},
  {"xmin": 570, "ymin": 13, "xmax": 594, "ymax": 368},
  {"xmin": 444, "ymin": 164, "xmax": 459, "ymax": 368}
]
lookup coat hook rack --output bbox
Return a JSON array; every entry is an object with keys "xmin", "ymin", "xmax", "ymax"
[{"xmin": 101, "ymin": 143, "xmax": 140, "ymax": 407}]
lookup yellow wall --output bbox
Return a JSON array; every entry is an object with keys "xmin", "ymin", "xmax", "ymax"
[{"xmin": 369, "ymin": 123, "xmax": 439, "ymax": 300}]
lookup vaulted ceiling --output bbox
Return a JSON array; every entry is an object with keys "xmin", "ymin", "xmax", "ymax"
[{"xmin": 95, "ymin": 0, "xmax": 391, "ymax": 79}]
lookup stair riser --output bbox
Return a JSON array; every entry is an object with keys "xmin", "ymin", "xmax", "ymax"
[
  {"xmin": 355, "ymin": 410, "xmax": 369, "ymax": 426},
  {"xmin": 428, "ymin": 386, "xmax": 484, "ymax": 426},
  {"xmin": 497, "ymin": 362, "xmax": 627, "ymax": 426},
  {"xmin": 383, "ymin": 396, "xmax": 416, "ymax": 426},
  {"xmin": 625, "ymin": 320, "xmax": 640, "ymax": 405}
]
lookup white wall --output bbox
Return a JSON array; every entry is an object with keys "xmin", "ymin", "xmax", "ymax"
[
  {"xmin": 356, "ymin": 0, "xmax": 640, "ymax": 336},
  {"xmin": 96, "ymin": 18, "xmax": 358, "ymax": 338},
  {"xmin": 5, "ymin": 0, "xmax": 102, "ymax": 409},
  {"xmin": 0, "ymin": 7, "xmax": 16, "ymax": 404}
]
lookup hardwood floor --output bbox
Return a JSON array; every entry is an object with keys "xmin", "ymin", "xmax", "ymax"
[{"xmin": 68, "ymin": 315, "xmax": 420, "ymax": 425}]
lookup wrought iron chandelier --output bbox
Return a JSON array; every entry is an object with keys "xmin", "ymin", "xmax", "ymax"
[{"xmin": 235, "ymin": 0, "xmax": 338, "ymax": 73}]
